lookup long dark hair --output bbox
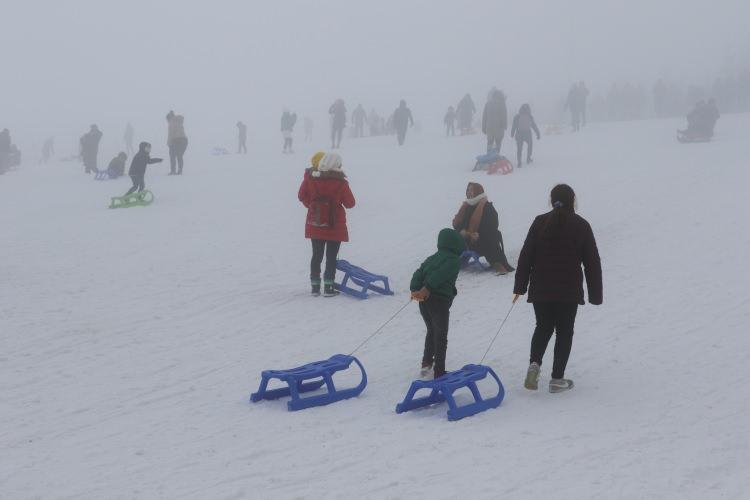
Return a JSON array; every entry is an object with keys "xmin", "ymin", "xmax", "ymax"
[{"xmin": 543, "ymin": 184, "xmax": 576, "ymax": 234}]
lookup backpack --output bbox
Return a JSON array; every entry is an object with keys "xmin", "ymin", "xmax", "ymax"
[{"xmin": 307, "ymin": 181, "xmax": 338, "ymax": 229}]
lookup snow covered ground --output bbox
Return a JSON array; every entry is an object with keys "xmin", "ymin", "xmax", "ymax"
[{"xmin": 2, "ymin": 116, "xmax": 749, "ymax": 499}]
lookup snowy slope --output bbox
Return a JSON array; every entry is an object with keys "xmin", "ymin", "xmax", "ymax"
[{"xmin": 2, "ymin": 116, "xmax": 749, "ymax": 500}]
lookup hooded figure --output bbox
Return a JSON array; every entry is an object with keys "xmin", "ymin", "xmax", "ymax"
[
  {"xmin": 80, "ymin": 124, "xmax": 103, "ymax": 173},
  {"xmin": 237, "ymin": 121, "xmax": 247, "ymax": 154},
  {"xmin": 166, "ymin": 111, "xmax": 188, "ymax": 174},
  {"xmin": 281, "ymin": 110, "xmax": 297, "ymax": 153},
  {"xmin": 352, "ymin": 104, "xmax": 367, "ymax": 138},
  {"xmin": 393, "ymin": 99, "xmax": 414, "ymax": 146},
  {"xmin": 125, "ymin": 142, "xmax": 163, "ymax": 195},
  {"xmin": 106, "ymin": 152, "xmax": 128, "ymax": 178},
  {"xmin": 453, "ymin": 182, "xmax": 515, "ymax": 274},
  {"xmin": 482, "ymin": 90, "xmax": 508, "ymax": 152},
  {"xmin": 297, "ymin": 151, "xmax": 356, "ymax": 296},
  {"xmin": 456, "ymin": 94, "xmax": 476, "ymax": 134},
  {"xmin": 329, "ymin": 99, "xmax": 347, "ymax": 148},
  {"xmin": 444, "ymin": 106, "xmax": 456, "ymax": 136},
  {"xmin": 511, "ymin": 103, "xmax": 541, "ymax": 167}
]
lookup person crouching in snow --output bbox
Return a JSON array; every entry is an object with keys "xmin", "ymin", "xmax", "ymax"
[
  {"xmin": 125, "ymin": 142, "xmax": 162, "ymax": 195},
  {"xmin": 297, "ymin": 152, "xmax": 355, "ymax": 297},
  {"xmin": 410, "ymin": 228, "xmax": 465, "ymax": 379},
  {"xmin": 510, "ymin": 103, "xmax": 541, "ymax": 167},
  {"xmin": 453, "ymin": 182, "xmax": 515, "ymax": 275}
]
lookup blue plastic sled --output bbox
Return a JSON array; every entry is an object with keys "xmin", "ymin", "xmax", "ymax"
[
  {"xmin": 250, "ymin": 354, "xmax": 367, "ymax": 411},
  {"xmin": 395, "ymin": 364, "xmax": 504, "ymax": 421},
  {"xmin": 460, "ymin": 250, "xmax": 490, "ymax": 271},
  {"xmin": 94, "ymin": 171, "xmax": 111, "ymax": 180},
  {"xmin": 473, "ymin": 149, "xmax": 502, "ymax": 171},
  {"xmin": 334, "ymin": 260, "xmax": 395, "ymax": 300}
]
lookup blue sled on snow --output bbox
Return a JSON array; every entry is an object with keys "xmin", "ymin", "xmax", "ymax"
[
  {"xmin": 396, "ymin": 364, "xmax": 504, "ymax": 421},
  {"xmin": 460, "ymin": 250, "xmax": 490, "ymax": 271},
  {"xmin": 334, "ymin": 260, "xmax": 395, "ymax": 300},
  {"xmin": 473, "ymin": 149, "xmax": 502, "ymax": 171},
  {"xmin": 250, "ymin": 354, "xmax": 367, "ymax": 411}
]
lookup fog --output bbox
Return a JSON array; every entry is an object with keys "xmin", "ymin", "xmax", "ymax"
[{"xmin": 3, "ymin": 0, "xmax": 749, "ymax": 153}]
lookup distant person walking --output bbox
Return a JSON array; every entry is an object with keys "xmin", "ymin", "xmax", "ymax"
[
  {"xmin": 352, "ymin": 104, "xmax": 367, "ymax": 138},
  {"xmin": 237, "ymin": 121, "xmax": 247, "ymax": 154},
  {"xmin": 166, "ymin": 111, "xmax": 188, "ymax": 175},
  {"xmin": 281, "ymin": 110, "xmax": 297, "ymax": 153},
  {"xmin": 456, "ymin": 93, "xmax": 476, "ymax": 135},
  {"xmin": 40, "ymin": 137, "xmax": 55, "ymax": 164},
  {"xmin": 329, "ymin": 99, "xmax": 347, "ymax": 149},
  {"xmin": 304, "ymin": 116, "xmax": 314, "ymax": 141},
  {"xmin": 444, "ymin": 106, "xmax": 456, "ymax": 136},
  {"xmin": 80, "ymin": 124, "xmax": 102, "ymax": 174},
  {"xmin": 482, "ymin": 90, "xmax": 508, "ymax": 152},
  {"xmin": 393, "ymin": 100, "xmax": 414, "ymax": 146},
  {"xmin": 513, "ymin": 184, "xmax": 602, "ymax": 393},
  {"xmin": 510, "ymin": 103, "xmax": 541, "ymax": 167}
]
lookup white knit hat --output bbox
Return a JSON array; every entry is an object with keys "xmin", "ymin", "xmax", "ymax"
[{"xmin": 317, "ymin": 152, "xmax": 343, "ymax": 172}]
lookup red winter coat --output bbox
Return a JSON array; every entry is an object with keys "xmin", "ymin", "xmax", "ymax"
[{"xmin": 298, "ymin": 170, "xmax": 356, "ymax": 242}]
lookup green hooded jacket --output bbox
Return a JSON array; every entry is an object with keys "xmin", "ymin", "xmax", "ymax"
[{"xmin": 410, "ymin": 228, "xmax": 466, "ymax": 299}]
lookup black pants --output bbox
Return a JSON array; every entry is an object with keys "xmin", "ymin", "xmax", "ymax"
[
  {"xmin": 310, "ymin": 239, "xmax": 341, "ymax": 283},
  {"xmin": 83, "ymin": 153, "xmax": 97, "ymax": 173},
  {"xmin": 516, "ymin": 131, "xmax": 533, "ymax": 166},
  {"xmin": 169, "ymin": 137, "xmax": 188, "ymax": 174},
  {"xmin": 487, "ymin": 131, "xmax": 504, "ymax": 152},
  {"xmin": 238, "ymin": 139, "xmax": 247, "ymax": 154},
  {"xmin": 420, "ymin": 295, "xmax": 453, "ymax": 377},
  {"xmin": 396, "ymin": 127, "xmax": 407, "ymax": 146},
  {"xmin": 331, "ymin": 127, "xmax": 343, "ymax": 148},
  {"xmin": 530, "ymin": 302, "xmax": 578, "ymax": 379},
  {"xmin": 125, "ymin": 174, "xmax": 145, "ymax": 195}
]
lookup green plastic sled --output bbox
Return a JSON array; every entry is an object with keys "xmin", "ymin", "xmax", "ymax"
[{"xmin": 109, "ymin": 190, "xmax": 154, "ymax": 209}]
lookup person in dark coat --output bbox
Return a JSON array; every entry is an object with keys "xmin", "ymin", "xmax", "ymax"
[
  {"xmin": 456, "ymin": 94, "xmax": 476, "ymax": 134},
  {"xmin": 297, "ymin": 152, "xmax": 355, "ymax": 297},
  {"xmin": 281, "ymin": 110, "xmax": 297, "ymax": 153},
  {"xmin": 482, "ymin": 90, "xmax": 508, "ymax": 152},
  {"xmin": 452, "ymin": 182, "xmax": 514, "ymax": 274},
  {"xmin": 41, "ymin": 137, "xmax": 55, "ymax": 164},
  {"xmin": 80, "ymin": 124, "xmax": 102, "ymax": 173},
  {"xmin": 352, "ymin": 104, "xmax": 367, "ymax": 138},
  {"xmin": 444, "ymin": 106, "xmax": 456, "ymax": 136},
  {"xmin": 513, "ymin": 184, "xmax": 602, "ymax": 393},
  {"xmin": 106, "ymin": 152, "xmax": 127, "ymax": 178},
  {"xmin": 237, "ymin": 121, "xmax": 247, "ymax": 154},
  {"xmin": 329, "ymin": 99, "xmax": 347, "ymax": 149},
  {"xmin": 0, "ymin": 129, "xmax": 10, "ymax": 173},
  {"xmin": 510, "ymin": 104, "xmax": 541, "ymax": 167},
  {"xmin": 125, "ymin": 142, "xmax": 163, "ymax": 195},
  {"xmin": 166, "ymin": 111, "xmax": 188, "ymax": 175},
  {"xmin": 393, "ymin": 100, "xmax": 414, "ymax": 146}
]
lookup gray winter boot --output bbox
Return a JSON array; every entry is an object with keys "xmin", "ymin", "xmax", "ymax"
[
  {"xmin": 524, "ymin": 362, "xmax": 540, "ymax": 390},
  {"xmin": 549, "ymin": 378, "xmax": 574, "ymax": 393}
]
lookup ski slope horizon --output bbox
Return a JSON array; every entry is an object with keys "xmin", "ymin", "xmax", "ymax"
[{"xmin": 2, "ymin": 115, "xmax": 749, "ymax": 499}]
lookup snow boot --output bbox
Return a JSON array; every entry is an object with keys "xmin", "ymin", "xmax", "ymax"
[
  {"xmin": 549, "ymin": 378, "xmax": 574, "ymax": 393},
  {"xmin": 492, "ymin": 262, "xmax": 509, "ymax": 275},
  {"xmin": 323, "ymin": 282, "xmax": 339, "ymax": 297},
  {"xmin": 420, "ymin": 361, "xmax": 433, "ymax": 377},
  {"xmin": 524, "ymin": 362, "xmax": 540, "ymax": 390},
  {"xmin": 311, "ymin": 280, "xmax": 321, "ymax": 297}
]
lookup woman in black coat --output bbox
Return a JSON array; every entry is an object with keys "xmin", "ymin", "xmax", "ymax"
[
  {"xmin": 452, "ymin": 182, "xmax": 514, "ymax": 274},
  {"xmin": 513, "ymin": 184, "xmax": 602, "ymax": 393}
]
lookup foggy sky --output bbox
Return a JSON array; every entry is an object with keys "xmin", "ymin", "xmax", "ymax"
[{"xmin": 3, "ymin": 0, "xmax": 749, "ymax": 151}]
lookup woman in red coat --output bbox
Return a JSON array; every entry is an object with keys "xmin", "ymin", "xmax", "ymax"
[{"xmin": 298, "ymin": 152, "xmax": 356, "ymax": 297}]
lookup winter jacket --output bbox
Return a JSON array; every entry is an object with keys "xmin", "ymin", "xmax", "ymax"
[
  {"xmin": 329, "ymin": 102, "xmax": 347, "ymax": 130},
  {"xmin": 128, "ymin": 144, "xmax": 162, "ymax": 176},
  {"xmin": 298, "ymin": 169, "xmax": 355, "ymax": 242},
  {"xmin": 107, "ymin": 156, "xmax": 127, "ymax": 178},
  {"xmin": 482, "ymin": 97, "xmax": 508, "ymax": 136},
  {"xmin": 80, "ymin": 129, "xmax": 102, "ymax": 155},
  {"xmin": 453, "ymin": 202, "xmax": 505, "ymax": 257},
  {"xmin": 444, "ymin": 109, "xmax": 456, "ymax": 125},
  {"xmin": 393, "ymin": 106, "xmax": 414, "ymax": 130},
  {"xmin": 166, "ymin": 113, "xmax": 187, "ymax": 145},
  {"xmin": 410, "ymin": 228, "xmax": 465, "ymax": 299},
  {"xmin": 456, "ymin": 96, "xmax": 475, "ymax": 127},
  {"xmin": 514, "ymin": 211, "xmax": 602, "ymax": 305},
  {"xmin": 511, "ymin": 112, "xmax": 541, "ymax": 139},
  {"xmin": 281, "ymin": 112, "xmax": 297, "ymax": 132}
]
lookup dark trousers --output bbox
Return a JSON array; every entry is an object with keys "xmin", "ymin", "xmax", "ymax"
[
  {"xmin": 331, "ymin": 127, "xmax": 343, "ymax": 148},
  {"xmin": 516, "ymin": 131, "xmax": 533, "ymax": 165},
  {"xmin": 396, "ymin": 127, "xmax": 407, "ymax": 146},
  {"xmin": 238, "ymin": 139, "xmax": 247, "ymax": 154},
  {"xmin": 310, "ymin": 239, "xmax": 341, "ymax": 283},
  {"xmin": 487, "ymin": 131, "xmax": 504, "ymax": 152},
  {"xmin": 169, "ymin": 137, "xmax": 188, "ymax": 174},
  {"xmin": 530, "ymin": 302, "xmax": 578, "ymax": 379},
  {"xmin": 125, "ymin": 174, "xmax": 145, "ymax": 195},
  {"xmin": 419, "ymin": 295, "xmax": 453, "ymax": 377}
]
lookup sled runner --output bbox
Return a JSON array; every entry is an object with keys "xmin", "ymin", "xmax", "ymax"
[
  {"xmin": 396, "ymin": 364, "xmax": 504, "ymax": 421},
  {"xmin": 460, "ymin": 250, "xmax": 490, "ymax": 271},
  {"xmin": 94, "ymin": 171, "xmax": 111, "ymax": 180},
  {"xmin": 334, "ymin": 260, "xmax": 395, "ymax": 299},
  {"xmin": 109, "ymin": 190, "xmax": 154, "ymax": 209},
  {"xmin": 250, "ymin": 354, "xmax": 367, "ymax": 411}
]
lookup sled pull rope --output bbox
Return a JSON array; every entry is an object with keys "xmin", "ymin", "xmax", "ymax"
[
  {"xmin": 349, "ymin": 299, "xmax": 412, "ymax": 356},
  {"xmin": 479, "ymin": 302, "xmax": 516, "ymax": 364}
]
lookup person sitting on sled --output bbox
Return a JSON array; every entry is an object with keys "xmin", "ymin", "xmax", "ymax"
[
  {"xmin": 410, "ymin": 228, "xmax": 465, "ymax": 380},
  {"xmin": 125, "ymin": 142, "xmax": 162, "ymax": 196},
  {"xmin": 106, "ymin": 152, "xmax": 127, "ymax": 179},
  {"xmin": 452, "ymin": 182, "xmax": 515, "ymax": 275}
]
